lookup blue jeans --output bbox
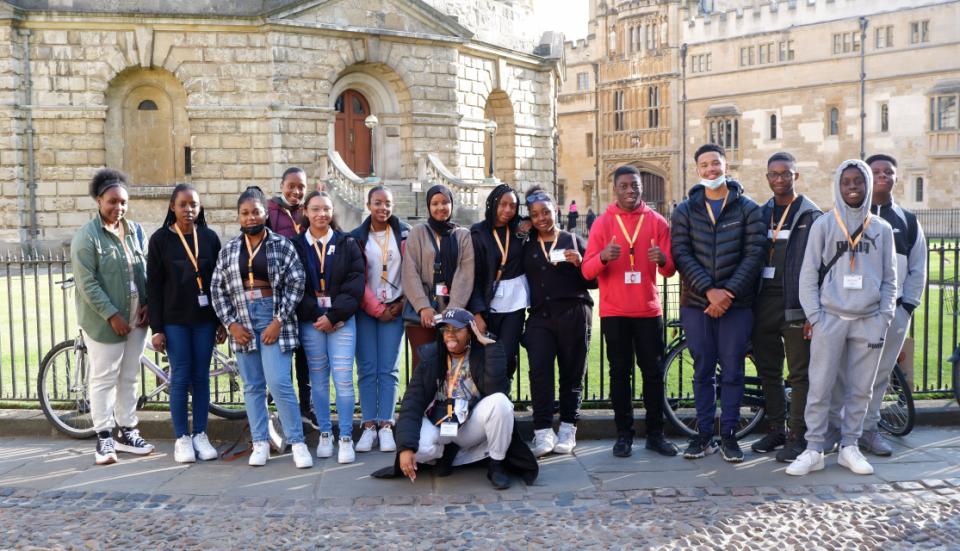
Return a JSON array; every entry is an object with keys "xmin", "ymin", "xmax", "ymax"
[
  {"xmin": 300, "ymin": 316, "xmax": 357, "ymax": 436},
  {"xmin": 355, "ymin": 312, "xmax": 403, "ymax": 424},
  {"xmin": 680, "ymin": 306, "xmax": 753, "ymax": 438},
  {"xmin": 235, "ymin": 298, "xmax": 305, "ymax": 444},
  {"xmin": 165, "ymin": 322, "xmax": 217, "ymax": 438}
]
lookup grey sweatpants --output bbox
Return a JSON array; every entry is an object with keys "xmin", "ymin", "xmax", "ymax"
[
  {"xmin": 804, "ymin": 311, "xmax": 888, "ymax": 452},
  {"xmin": 863, "ymin": 306, "xmax": 912, "ymax": 432}
]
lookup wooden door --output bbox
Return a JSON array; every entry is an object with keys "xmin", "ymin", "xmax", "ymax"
[
  {"xmin": 334, "ymin": 89, "xmax": 372, "ymax": 177},
  {"xmin": 641, "ymin": 172, "xmax": 666, "ymax": 214},
  {"xmin": 123, "ymin": 86, "xmax": 175, "ymax": 185}
]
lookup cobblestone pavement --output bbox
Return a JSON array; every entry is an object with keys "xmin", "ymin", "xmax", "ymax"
[{"xmin": 0, "ymin": 428, "xmax": 958, "ymax": 550}]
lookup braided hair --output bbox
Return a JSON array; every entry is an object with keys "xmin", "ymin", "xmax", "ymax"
[
  {"xmin": 482, "ymin": 183, "xmax": 520, "ymax": 230},
  {"xmin": 162, "ymin": 183, "xmax": 207, "ymax": 228}
]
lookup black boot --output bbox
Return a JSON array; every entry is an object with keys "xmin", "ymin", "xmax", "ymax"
[
  {"xmin": 487, "ymin": 459, "xmax": 512, "ymax": 490},
  {"xmin": 436, "ymin": 443, "xmax": 460, "ymax": 477}
]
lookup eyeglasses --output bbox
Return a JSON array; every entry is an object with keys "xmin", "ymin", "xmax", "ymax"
[{"xmin": 766, "ymin": 171, "xmax": 796, "ymax": 182}]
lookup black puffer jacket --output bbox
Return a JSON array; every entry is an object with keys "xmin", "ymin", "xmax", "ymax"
[{"xmin": 670, "ymin": 180, "xmax": 766, "ymax": 309}]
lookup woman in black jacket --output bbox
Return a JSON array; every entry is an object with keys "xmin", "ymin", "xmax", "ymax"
[
  {"xmin": 521, "ymin": 186, "xmax": 596, "ymax": 458},
  {"xmin": 293, "ymin": 191, "xmax": 365, "ymax": 464},
  {"xmin": 468, "ymin": 184, "xmax": 527, "ymax": 383},
  {"xmin": 373, "ymin": 308, "xmax": 538, "ymax": 490}
]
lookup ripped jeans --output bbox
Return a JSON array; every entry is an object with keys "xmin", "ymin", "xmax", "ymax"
[{"xmin": 300, "ymin": 317, "xmax": 357, "ymax": 437}]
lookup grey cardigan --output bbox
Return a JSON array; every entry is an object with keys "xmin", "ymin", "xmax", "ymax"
[{"xmin": 401, "ymin": 223, "xmax": 475, "ymax": 315}]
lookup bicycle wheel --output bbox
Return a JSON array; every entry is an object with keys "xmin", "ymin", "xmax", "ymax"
[
  {"xmin": 208, "ymin": 351, "xmax": 246, "ymax": 420},
  {"xmin": 662, "ymin": 341, "xmax": 766, "ymax": 439},
  {"xmin": 37, "ymin": 339, "xmax": 97, "ymax": 439},
  {"xmin": 878, "ymin": 364, "xmax": 915, "ymax": 437}
]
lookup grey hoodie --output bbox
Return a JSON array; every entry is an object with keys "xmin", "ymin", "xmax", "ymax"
[{"xmin": 798, "ymin": 159, "xmax": 897, "ymax": 325}]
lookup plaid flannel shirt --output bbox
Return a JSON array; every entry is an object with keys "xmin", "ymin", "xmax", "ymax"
[{"xmin": 212, "ymin": 229, "xmax": 305, "ymax": 354}]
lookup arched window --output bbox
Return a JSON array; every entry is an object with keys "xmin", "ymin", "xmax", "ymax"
[
  {"xmin": 769, "ymin": 113, "xmax": 778, "ymax": 140},
  {"xmin": 829, "ymin": 107, "xmax": 840, "ymax": 135},
  {"xmin": 137, "ymin": 100, "xmax": 158, "ymax": 111},
  {"xmin": 915, "ymin": 177, "xmax": 924, "ymax": 203}
]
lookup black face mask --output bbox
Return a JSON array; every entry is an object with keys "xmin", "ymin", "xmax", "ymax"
[{"xmin": 240, "ymin": 224, "xmax": 265, "ymax": 236}]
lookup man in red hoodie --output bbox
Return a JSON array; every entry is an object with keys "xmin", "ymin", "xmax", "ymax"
[{"xmin": 582, "ymin": 165, "xmax": 680, "ymax": 457}]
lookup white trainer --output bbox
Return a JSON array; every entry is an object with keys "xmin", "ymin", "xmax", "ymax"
[
  {"xmin": 174, "ymin": 435, "xmax": 196, "ymax": 464},
  {"xmin": 553, "ymin": 422, "xmax": 578, "ymax": 454},
  {"xmin": 248, "ymin": 441, "xmax": 270, "ymax": 467},
  {"xmin": 355, "ymin": 426, "xmax": 378, "ymax": 453},
  {"xmin": 531, "ymin": 428, "xmax": 558, "ymax": 458},
  {"xmin": 338, "ymin": 436, "xmax": 356, "ymax": 464},
  {"xmin": 785, "ymin": 449, "xmax": 825, "ymax": 476},
  {"xmin": 291, "ymin": 442, "xmax": 313, "ymax": 469},
  {"xmin": 838, "ymin": 445, "xmax": 874, "ymax": 475},
  {"xmin": 192, "ymin": 432, "xmax": 218, "ymax": 461},
  {"xmin": 316, "ymin": 432, "xmax": 334, "ymax": 458},
  {"xmin": 378, "ymin": 426, "xmax": 397, "ymax": 452}
]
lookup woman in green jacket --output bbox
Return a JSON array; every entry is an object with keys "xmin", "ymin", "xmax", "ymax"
[{"xmin": 71, "ymin": 169, "xmax": 154, "ymax": 465}]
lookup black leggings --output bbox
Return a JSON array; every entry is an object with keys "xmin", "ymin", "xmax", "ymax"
[{"xmin": 485, "ymin": 310, "xmax": 525, "ymax": 381}]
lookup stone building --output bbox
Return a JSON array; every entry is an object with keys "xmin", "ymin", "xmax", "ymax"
[
  {"xmin": 0, "ymin": 0, "xmax": 561, "ymax": 250},
  {"xmin": 558, "ymin": 0, "xmax": 960, "ymax": 216}
]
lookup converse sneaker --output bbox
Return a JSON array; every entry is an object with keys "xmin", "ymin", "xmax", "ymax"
[
  {"xmin": 114, "ymin": 427, "xmax": 155, "ymax": 455},
  {"xmin": 248, "ymin": 441, "xmax": 270, "ymax": 466},
  {"xmin": 174, "ymin": 434, "xmax": 196, "ymax": 464},
  {"xmin": 785, "ymin": 449, "xmax": 824, "ymax": 476},
  {"xmin": 531, "ymin": 428, "xmax": 558, "ymax": 457},
  {"xmin": 720, "ymin": 435, "xmax": 744, "ymax": 463},
  {"xmin": 94, "ymin": 432, "xmax": 117, "ymax": 465},
  {"xmin": 683, "ymin": 435, "xmax": 718, "ymax": 459},
  {"xmin": 337, "ymin": 436, "xmax": 355, "ymax": 464},
  {"xmin": 291, "ymin": 442, "xmax": 313, "ymax": 469},
  {"xmin": 378, "ymin": 425, "xmax": 397, "ymax": 452},
  {"xmin": 553, "ymin": 422, "xmax": 577, "ymax": 454},
  {"xmin": 355, "ymin": 425, "xmax": 378, "ymax": 453},
  {"xmin": 858, "ymin": 430, "xmax": 893, "ymax": 457},
  {"xmin": 192, "ymin": 432, "xmax": 218, "ymax": 461},
  {"xmin": 316, "ymin": 432, "xmax": 334, "ymax": 458},
  {"xmin": 838, "ymin": 445, "xmax": 874, "ymax": 475},
  {"xmin": 751, "ymin": 428, "xmax": 786, "ymax": 454}
]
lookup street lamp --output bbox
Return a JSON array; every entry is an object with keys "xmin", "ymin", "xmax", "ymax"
[
  {"xmin": 364, "ymin": 114, "xmax": 379, "ymax": 183},
  {"xmin": 484, "ymin": 119, "xmax": 499, "ymax": 183}
]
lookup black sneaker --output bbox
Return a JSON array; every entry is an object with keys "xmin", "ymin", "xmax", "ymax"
[
  {"xmin": 487, "ymin": 459, "xmax": 512, "ymax": 490},
  {"xmin": 751, "ymin": 428, "xmax": 786, "ymax": 454},
  {"xmin": 301, "ymin": 409, "xmax": 320, "ymax": 431},
  {"xmin": 720, "ymin": 436, "xmax": 744, "ymax": 463},
  {"xmin": 645, "ymin": 434, "xmax": 680, "ymax": 456},
  {"xmin": 114, "ymin": 427, "xmax": 155, "ymax": 455},
  {"xmin": 683, "ymin": 435, "xmax": 718, "ymax": 459},
  {"xmin": 776, "ymin": 434, "xmax": 808, "ymax": 463},
  {"xmin": 94, "ymin": 431, "xmax": 117, "ymax": 465},
  {"xmin": 612, "ymin": 433, "xmax": 633, "ymax": 457}
]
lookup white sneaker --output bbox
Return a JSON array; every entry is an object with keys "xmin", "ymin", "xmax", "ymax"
[
  {"xmin": 174, "ymin": 435, "xmax": 196, "ymax": 464},
  {"xmin": 553, "ymin": 422, "xmax": 577, "ymax": 454},
  {"xmin": 249, "ymin": 441, "xmax": 270, "ymax": 467},
  {"xmin": 316, "ymin": 432, "xmax": 334, "ymax": 458},
  {"xmin": 838, "ymin": 445, "xmax": 874, "ymax": 475},
  {"xmin": 785, "ymin": 449, "xmax": 825, "ymax": 476},
  {"xmin": 355, "ymin": 426, "xmax": 378, "ymax": 453},
  {"xmin": 291, "ymin": 442, "xmax": 313, "ymax": 469},
  {"xmin": 338, "ymin": 436, "xmax": 355, "ymax": 464},
  {"xmin": 192, "ymin": 432, "xmax": 218, "ymax": 461},
  {"xmin": 531, "ymin": 428, "xmax": 558, "ymax": 457},
  {"xmin": 378, "ymin": 426, "xmax": 397, "ymax": 452}
]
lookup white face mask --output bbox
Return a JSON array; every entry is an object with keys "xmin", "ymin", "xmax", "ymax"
[{"xmin": 699, "ymin": 175, "xmax": 726, "ymax": 190}]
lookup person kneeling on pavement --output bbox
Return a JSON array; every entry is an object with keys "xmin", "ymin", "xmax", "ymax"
[{"xmin": 372, "ymin": 308, "xmax": 538, "ymax": 489}]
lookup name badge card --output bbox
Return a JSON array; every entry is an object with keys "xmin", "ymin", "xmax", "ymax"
[
  {"xmin": 762, "ymin": 266, "xmax": 776, "ymax": 279},
  {"xmin": 435, "ymin": 284, "xmax": 450, "ymax": 297},
  {"xmin": 317, "ymin": 295, "xmax": 332, "ymax": 308},
  {"xmin": 245, "ymin": 289, "xmax": 263, "ymax": 300},
  {"xmin": 495, "ymin": 286, "xmax": 505, "ymax": 298},
  {"xmin": 549, "ymin": 249, "xmax": 567, "ymax": 264},
  {"xmin": 440, "ymin": 421, "xmax": 458, "ymax": 438},
  {"xmin": 624, "ymin": 271, "xmax": 642, "ymax": 284},
  {"xmin": 197, "ymin": 294, "xmax": 210, "ymax": 307},
  {"xmin": 843, "ymin": 275, "xmax": 863, "ymax": 290}
]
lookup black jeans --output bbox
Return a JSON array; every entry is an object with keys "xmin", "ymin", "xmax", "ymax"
[
  {"xmin": 485, "ymin": 310, "xmax": 525, "ymax": 382},
  {"xmin": 294, "ymin": 345, "xmax": 311, "ymax": 413},
  {"xmin": 602, "ymin": 316, "xmax": 665, "ymax": 437},
  {"xmin": 751, "ymin": 292, "xmax": 810, "ymax": 435},
  {"xmin": 523, "ymin": 301, "xmax": 591, "ymax": 430}
]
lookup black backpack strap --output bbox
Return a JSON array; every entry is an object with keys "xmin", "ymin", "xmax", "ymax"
[
  {"xmin": 818, "ymin": 222, "xmax": 865, "ymax": 287},
  {"xmin": 903, "ymin": 208, "xmax": 918, "ymax": 255}
]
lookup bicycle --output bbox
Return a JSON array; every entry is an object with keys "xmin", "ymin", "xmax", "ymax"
[{"xmin": 37, "ymin": 277, "xmax": 246, "ymax": 439}]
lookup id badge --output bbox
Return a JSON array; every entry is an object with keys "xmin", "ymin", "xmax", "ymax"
[
  {"xmin": 317, "ymin": 295, "xmax": 332, "ymax": 308},
  {"xmin": 843, "ymin": 275, "xmax": 863, "ymax": 290},
  {"xmin": 435, "ymin": 284, "xmax": 450, "ymax": 297},
  {"xmin": 245, "ymin": 289, "xmax": 263, "ymax": 300},
  {"xmin": 197, "ymin": 294, "xmax": 210, "ymax": 307},
  {"xmin": 549, "ymin": 249, "xmax": 567, "ymax": 264},
  {"xmin": 624, "ymin": 271, "xmax": 642, "ymax": 284},
  {"xmin": 495, "ymin": 286, "xmax": 505, "ymax": 298},
  {"xmin": 379, "ymin": 289, "xmax": 388, "ymax": 302},
  {"xmin": 440, "ymin": 421, "xmax": 458, "ymax": 438},
  {"xmin": 762, "ymin": 266, "xmax": 776, "ymax": 279}
]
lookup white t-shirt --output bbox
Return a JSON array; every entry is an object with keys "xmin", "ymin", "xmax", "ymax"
[{"xmin": 365, "ymin": 229, "xmax": 402, "ymax": 303}]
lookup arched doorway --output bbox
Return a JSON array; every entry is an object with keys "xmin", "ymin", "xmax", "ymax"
[
  {"xmin": 334, "ymin": 89, "xmax": 372, "ymax": 177},
  {"xmin": 640, "ymin": 171, "xmax": 666, "ymax": 214},
  {"xmin": 123, "ymin": 86, "xmax": 175, "ymax": 185}
]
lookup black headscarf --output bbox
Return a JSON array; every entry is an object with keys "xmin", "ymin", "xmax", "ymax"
[{"xmin": 425, "ymin": 184, "xmax": 459, "ymax": 290}]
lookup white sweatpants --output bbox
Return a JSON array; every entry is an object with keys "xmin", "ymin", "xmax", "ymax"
[
  {"xmin": 86, "ymin": 326, "xmax": 147, "ymax": 433},
  {"xmin": 415, "ymin": 393, "xmax": 514, "ymax": 464}
]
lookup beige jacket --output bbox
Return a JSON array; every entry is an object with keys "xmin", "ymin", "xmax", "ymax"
[{"xmin": 401, "ymin": 223, "xmax": 475, "ymax": 314}]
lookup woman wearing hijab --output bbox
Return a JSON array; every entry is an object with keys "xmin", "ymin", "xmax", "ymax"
[{"xmin": 401, "ymin": 184, "xmax": 475, "ymax": 368}]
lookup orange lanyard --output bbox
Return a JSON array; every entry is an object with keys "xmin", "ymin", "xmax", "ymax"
[
  {"xmin": 243, "ymin": 234, "xmax": 264, "ymax": 288},
  {"xmin": 832, "ymin": 209, "xmax": 872, "ymax": 271},
  {"xmin": 373, "ymin": 226, "xmax": 392, "ymax": 283},
  {"xmin": 538, "ymin": 231, "xmax": 559, "ymax": 263},
  {"xmin": 614, "ymin": 213, "xmax": 645, "ymax": 271},
  {"xmin": 311, "ymin": 231, "xmax": 331, "ymax": 294},
  {"xmin": 767, "ymin": 197, "xmax": 796, "ymax": 264},
  {"xmin": 174, "ymin": 224, "xmax": 203, "ymax": 293},
  {"xmin": 492, "ymin": 227, "xmax": 510, "ymax": 282},
  {"xmin": 283, "ymin": 207, "xmax": 301, "ymax": 234},
  {"xmin": 705, "ymin": 191, "xmax": 729, "ymax": 226},
  {"xmin": 437, "ymin": 354, "xmax": 466, "ymax": 424}
]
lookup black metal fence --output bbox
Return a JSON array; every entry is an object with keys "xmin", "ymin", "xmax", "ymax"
[{"xmin": 916, "ymin": 209, "xmax": 960, "ymax": 240}]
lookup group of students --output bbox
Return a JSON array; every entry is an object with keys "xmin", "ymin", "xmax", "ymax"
[{"xmin": 69, "ymin": 139, "xmax": 924, "ymax": 490}]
